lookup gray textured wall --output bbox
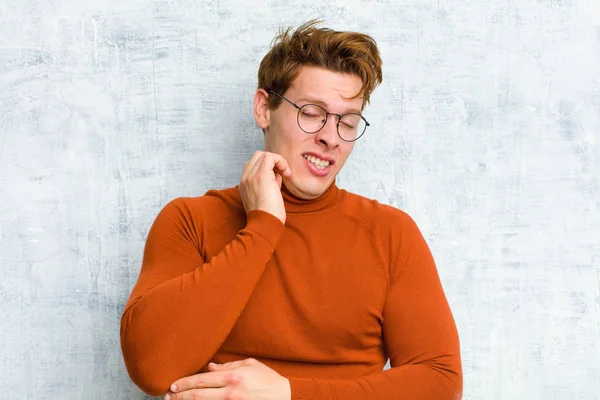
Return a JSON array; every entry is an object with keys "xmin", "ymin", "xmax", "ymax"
[{"xmin": 1, "ymin": 0, "xmax": 599, "ymax": 399}]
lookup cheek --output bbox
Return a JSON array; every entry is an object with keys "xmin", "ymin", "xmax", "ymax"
[
  {"xmin": 268, "ymin": 113, "xmax": 290, "ymax": 139},
  {"xmin": 264, "ymin": 117, "xmax": 285, "ymax": 151},
  {"xmin": 269, "ymin": 121, "xmax": 308, "ymax": 152},
  {"xmin": 339, "ymin": 144, "xmax": 354, "ymax": 163}
]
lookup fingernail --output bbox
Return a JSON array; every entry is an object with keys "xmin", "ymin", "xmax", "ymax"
[
  {"xmin": 164, "ymin": 394, "xmax": 170, "ymax": 400},
  {"xmin": 171, "ymin": 383, "xmax": 177, "ymax": 391}
]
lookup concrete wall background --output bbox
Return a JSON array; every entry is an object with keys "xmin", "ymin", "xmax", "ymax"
[{"xmin": 1, "ymin": 0, "xmax": 598, "ymax": 398}]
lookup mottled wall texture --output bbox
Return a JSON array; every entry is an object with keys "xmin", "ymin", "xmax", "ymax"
[{"xmin": 1, "ymin": 0, "xmax": 598, "ymax": 398}]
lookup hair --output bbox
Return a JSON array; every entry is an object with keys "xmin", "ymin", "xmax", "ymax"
[{"xmin": 258, "ymin": 19, "xmax": 383, "ymax": 111}]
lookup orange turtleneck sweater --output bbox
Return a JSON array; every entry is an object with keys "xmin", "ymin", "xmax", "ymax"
[{"xmin": 120, "ymin": 183, "xmax": 462, "ymax": 399}]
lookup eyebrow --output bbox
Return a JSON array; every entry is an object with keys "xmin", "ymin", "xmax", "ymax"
[{"xmin": 297, "ymin": 97, "xmax": 363, "ymax": 115}]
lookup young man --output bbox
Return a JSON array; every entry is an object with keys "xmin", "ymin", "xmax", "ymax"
[{"xmin": 120, "ymin": 20, "xmax": 462, "ymax": 400}]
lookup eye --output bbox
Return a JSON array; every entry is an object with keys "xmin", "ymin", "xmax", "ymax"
[
  {"xmin": 301, "ymin": 110, "xmax": 321, "ymax": 118},
  {"xmin": 340, "ymin": 115, "xmax": 361, "ymax": 130},
  {"xmin": 300, "ymin": 105, "xmax": 326, "ymax": 119}
]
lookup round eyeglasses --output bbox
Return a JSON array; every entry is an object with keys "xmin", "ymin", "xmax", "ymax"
[{"xmin": 268, "ymin": 90, "xmax": 369, "ymax": 142}]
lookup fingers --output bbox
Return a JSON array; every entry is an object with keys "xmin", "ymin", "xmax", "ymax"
[
  {"xmin": 169, "ymin": 371, "xmax": 228, "ymax": 393},
  {"xmin": 167, "ymin": 387, "xmax": 227, "ymax": 400},
  {"xmin": 243, "ymin": 151, "xmax": 292, "ymax": 180},
  {"xmin": 248, "ymin": 153, "xmax": 266, "ymax": 178},
  {"xmin": 238, "ymin": 151, "xmax": 290, "ymax": 224},
  {"xmin": 275, "ymin": 156, "xmax": 292, "ymax": 176},
  {"xmin": 257, "ymin": 152, "xmax": 292, "ymax": 178},
  {"xmin": 167, "ymin": 359, "xmax": 271, "ymax": 400},
  {"xmin": 242, "ymin": 151, "xmax": 265, "ymax": 179},
  {"xmin": 208, "ymin": 359, "xmax": 248, "ymax": 371},
  {"xmin": 268, "ymin": 153, "xmax": 293, "ymax": 177}
]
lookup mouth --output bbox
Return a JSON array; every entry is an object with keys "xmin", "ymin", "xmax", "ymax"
[
  {"xmin": 302, "ymin": 153, "xmax": 334, "ymax": 177},
  {"xmin": 302, "ymin": 153, "xmax": 334, "ymax": 170}
]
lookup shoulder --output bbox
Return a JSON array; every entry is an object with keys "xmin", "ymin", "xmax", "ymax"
[
  {"xmin": 338, "ymin": 189, "xmax": 426, "ymax": 259},
  {"xmin": 157, "ymin": 186, "xmax": 244, "ymax": 232},
  {"xmin": 338, "ymin": 189, "xmax": 431, "ymax": 280},
  {"xmin": 338, "ymin": 189, "xmax": 418, "ymax": 233}
]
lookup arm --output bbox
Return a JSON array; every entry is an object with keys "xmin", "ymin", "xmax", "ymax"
[
  {"xmin": 288, "ymin": 214, "xmax": 462, "ymax": 399},
  {"xmin": 120, "ymin": 199, "xmax": 284, "ymax": 396}
]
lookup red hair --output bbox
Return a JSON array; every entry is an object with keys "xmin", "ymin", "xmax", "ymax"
[{"xmin": 258, "ymin": 19, "xmax": 383, "ymax": 110}]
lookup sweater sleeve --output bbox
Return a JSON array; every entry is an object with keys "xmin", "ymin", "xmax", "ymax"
[
  {"xmin": 120, "ymin": 198, "xmax": 285, "ymax": 396},
  {"xmin": 287, "ymin": 213, "xmax": 462, "ymax": 400}
]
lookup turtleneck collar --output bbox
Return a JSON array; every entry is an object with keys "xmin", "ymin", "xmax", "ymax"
[
  {"xmin": 231, "ymin": 181, "xmax": 340, "ymax": 214},
  {"xmin": 281, "ymin": 180, "xmax": 339, "ymax": 214}
]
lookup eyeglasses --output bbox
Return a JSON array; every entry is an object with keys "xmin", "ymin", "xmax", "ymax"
[{"xmin": 267, "ymin": 90, "xmax": 370, "ymax": 142}]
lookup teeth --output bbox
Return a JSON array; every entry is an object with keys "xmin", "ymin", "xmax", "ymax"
[{"xmin": 303, "ymin": 154, "xmax": 330, "ymax": 169}]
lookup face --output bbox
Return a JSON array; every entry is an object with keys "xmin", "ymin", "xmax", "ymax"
[{"xmin": 254, "ymin": 65, "xmax": 364, "ymax": 200}]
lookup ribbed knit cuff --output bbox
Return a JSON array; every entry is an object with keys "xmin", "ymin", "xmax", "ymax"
[
  {"xmin": 245, "ymin": 210, "xmax": 285, "ymax": 248},
  {"xmin": 289, "ymin": 377, "xmax": 316, "ymax": 400}
]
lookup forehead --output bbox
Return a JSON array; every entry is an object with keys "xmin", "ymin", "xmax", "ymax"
[{"xmin": 287, "ymin": 65, "xmax": 364, "ymax": 106}]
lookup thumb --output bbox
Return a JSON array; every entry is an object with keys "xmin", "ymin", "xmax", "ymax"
[{"xmin": 275, "ymin": 172, "xmax": 283, "ymax": 188}]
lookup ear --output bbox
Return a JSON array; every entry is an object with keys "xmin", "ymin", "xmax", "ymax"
[{"xmin": 253, "ymin": 88, "xmax": 270, "ymax": 131}]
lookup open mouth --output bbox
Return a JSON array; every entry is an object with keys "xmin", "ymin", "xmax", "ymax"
[{"xmin": 303, "ymin": 154, "xmax": 332, "ymax": 170}]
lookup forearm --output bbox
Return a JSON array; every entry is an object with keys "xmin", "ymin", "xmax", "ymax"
[
  {"xmin": 120, "ymin": 208, "xmax": 284, "ymax": 395},
  {"xmin": 289, "ymin": 359, "xmax": 462, "ymax": 400},
  {"xmin": 120, "ymin": 247, "xmax": 266, "ymax": 395}
]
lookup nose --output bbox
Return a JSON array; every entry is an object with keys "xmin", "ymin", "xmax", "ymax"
[{"xmin": 314, "ymin": 114, "xmax": 340, "ymax": 148}]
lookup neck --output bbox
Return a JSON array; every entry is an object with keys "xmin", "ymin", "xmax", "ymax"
[{"xmin": 281, "ymin": 181, "xmax": 339, "ymax": 213}]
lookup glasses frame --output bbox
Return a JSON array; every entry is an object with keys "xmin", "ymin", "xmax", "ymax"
[{"xmin": 267, "ymin": 90, "xmax": 370, "ymax": 142}]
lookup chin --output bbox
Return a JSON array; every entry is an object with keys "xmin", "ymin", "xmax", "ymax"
[{"xmin": 286, "ymin": 177, "xmax": 331, "ymax": 199}]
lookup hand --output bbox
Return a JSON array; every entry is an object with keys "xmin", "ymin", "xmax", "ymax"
[
  {"xmin": 165, "ymin": 358, "xmax": 291, "ymax": 400},
  {"xmin": 238, "ymin": 151, "xmax": 292, "ymax": 225}
]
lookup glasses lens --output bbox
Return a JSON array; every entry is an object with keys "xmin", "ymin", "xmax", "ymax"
[
  {"xmin": 338, "ymin": 113, "xmax": 367, "ymax": 141},
  {"xmin": 298, "ymin": 105, "xmax": 327, "ymax": 133}
]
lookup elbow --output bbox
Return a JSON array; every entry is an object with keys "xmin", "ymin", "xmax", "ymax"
[
  {"xmin": 448, "ymin": 354, "xmax": 463, "ymax": 399},
  {"xmin": 120, "ymin": 311, "xmax": 173, "ymax": 396},
  {"xmin": 434, "ymin": 355, "xmax": 463, "ymax": 400},
  {"xmin": 424, "ymin": 363, "xmax": 462, "ymax": 400},
  {"xmin": 122, "ymin": 354, "xmax": 173, "ymax": 396},
  {"xmin": 445, "ymin": 369, "xmax": 463, "ymax": 400},
  {"xmin": 416, "ymin": 349, "xmax": 462, "ymax": 399}
]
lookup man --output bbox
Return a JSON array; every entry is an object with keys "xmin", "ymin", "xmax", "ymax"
[{"xmin": 120, "ymin": 20, "xmax": 462, "ymax": 400}]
